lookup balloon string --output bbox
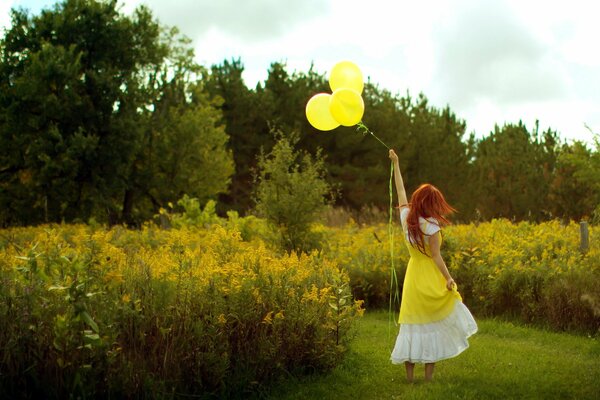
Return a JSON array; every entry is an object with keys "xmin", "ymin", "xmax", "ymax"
[
  {"xmin": 355, "ymin": 121, "xmax": 399, "ymax": 348},
  {"xmin": 388, "ymin": 161, "xmax": 401, "ymax": 351},
  {"xmin": 356, "ymin": 122, "xmax": 390, "ymax": 150}
]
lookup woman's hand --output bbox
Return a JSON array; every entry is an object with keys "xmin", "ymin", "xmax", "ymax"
[
  {"xmin": 389, "ymin": 149, "xmax": 399, "ymax": 163},
  {"xmin": 446, "ymin": 278, "xmax": 456, "ymax": 291}
]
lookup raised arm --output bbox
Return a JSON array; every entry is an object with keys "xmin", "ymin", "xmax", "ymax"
[{"xmin": 388, "ymin": 149, "xmax": 408, "ymax": 208}]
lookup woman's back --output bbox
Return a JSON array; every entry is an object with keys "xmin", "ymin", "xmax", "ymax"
[{"xmin": 400, "ymin": 207, "xmax": 440, "ymax": 259}]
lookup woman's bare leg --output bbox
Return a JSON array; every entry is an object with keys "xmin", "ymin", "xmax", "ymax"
[
  {"xmin": 425, "ymin": 363, "xmax": 435, "ymax": 381},
  {"xmin": 405, "ymin": 361, "xmax": 415, "ymax": 382}
]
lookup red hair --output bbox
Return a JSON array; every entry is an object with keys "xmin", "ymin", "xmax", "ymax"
[{"xmin": 406, "ymin": 184, "xmax": 456, "ymax": 255}]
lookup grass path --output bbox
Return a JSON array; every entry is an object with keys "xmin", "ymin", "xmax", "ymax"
[{"xmin": 267, "ymin": 310, "xmax": 600, "ymax": 399}]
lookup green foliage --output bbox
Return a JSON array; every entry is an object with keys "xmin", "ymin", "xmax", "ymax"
[
  {"xmin": 0, "ymin": 0, "xmax": 163, "ymax": 224},
  {"xmin": 128, "ymin": 83, "xmax": 234, "ymax": 223},
  {"xmin": 157, "ymin": 194, "xmax": 271, "ymax": 244},
  {"xmin": 167, "ymin": 196, "xmax": 222, "ymax": 228},
  {"xmin": 1, "ymin": 0, "xmax": 598, "ymax": 226},
  {"xmin": 0, "ymin": 0, "xmax": 233, "ymax": 226},
  {"xmin": 472, "ymin": 122, "xmax": 559, "ymax": 221},
  {"xmin": 325, "ymin": 219, "xmax": 600, "ymax": 334},
  {"xmin": 224, "ymin": 209, "xmax": 271, "ymax": 242},
  {"xmin": 0, "ymin": 231, "xmax": 118, "ymax": 397},
  {"xmin": 253, "ymin": 131, "xmax": 335, "ymax": 252},
  {"xmin": 0, "ymin": 224, "xmax": 363, "ymax": 398},
  {"xmin": 204, "ymin": 58, "xmax": 274, "ymax": 213},
  {"xmin": 550, "ymin": 140, "xmax": 600, "ymax": 222}
]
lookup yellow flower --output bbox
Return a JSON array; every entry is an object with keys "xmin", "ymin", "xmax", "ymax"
[
  {"xmin": 262, "ymin": 311, "xmax": 274, "ymax": 325},
  {"xmin": 104, "ymin": 270, "xmax": 124, "ymax": 285}
]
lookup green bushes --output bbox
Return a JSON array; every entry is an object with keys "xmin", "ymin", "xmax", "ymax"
[
  {"xmin": 327, "ymin": 219, "xmax": 600, "ymax": 334},
  {"xmin": 1, "ymin": 217, "xmax": 598, "ymax": 398},
  {"xmin": 253, "ymin": 133, "xmax": 336, "ymax": 253},
  {"xmin": 322, "ymin": 221, "xmax": 408, "ymax": 309},
  {"xmin": 0, "ymin": 225, "xmax": 363, "ymax": 398}
]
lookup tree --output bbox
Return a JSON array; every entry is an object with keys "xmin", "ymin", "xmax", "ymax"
[
  {"xmin": 204, "ymin": 58, "xmax": 273, "ymax": 213},
  {"xmin": 253, "ymin": 131, "xmax": 335, "ymax": 252},
  {"xmin": 0, "ymin": 0, "xmax": 166, "ymax": 224},
  {"xmin": 472, "ymin": 122, "xmax": 558, "ymax": 221},
  {"xmin": 124, "ymin": 31, "xmax": 234, "ymax": 224},
  {"xmin": 401, "ymin": 95, "xmax": 474, "ymax": 220},
  {"xmin": 205, "ymin": 61, "xmax": 477, "ymax": 219},
  {"xmin": 549, "ymin": 140, "xmax": 599, "ymax": 221},
  {"xmin": 0, "ymin": 0, "xmax": 232, "ymax": 225}
]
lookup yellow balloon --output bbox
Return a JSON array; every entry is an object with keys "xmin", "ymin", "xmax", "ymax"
[
  {"xmin": 329, "ymin": 88, "xmax": 364, "ymax": 126},
  {"xmin": 305, "ymin": 93, "xmax": 340, "ymax": 131},
  {"xmin": 329, "ymin": 61, "xmax": 364, "ymax": 94}
]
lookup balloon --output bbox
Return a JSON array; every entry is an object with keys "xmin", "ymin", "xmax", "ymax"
[
  {"xmin": 329, "ymin": 61, "xmax": 364, "ymax": 94},
  {"xmin": 329, "ymin": 88, "xmax": 364, "ymax": 126},
  {"xmin": 305, "ymin": 93, "xmax": 340, "ymax": 131}
]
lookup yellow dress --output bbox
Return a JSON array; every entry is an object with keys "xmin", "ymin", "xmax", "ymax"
[
  {"xmin": 399, "ymin": 225, "xmax": 462, "ymax": 324},
  {"xmin": 391, "ymin": 207, "xmax": 477, "ymax": 364}
]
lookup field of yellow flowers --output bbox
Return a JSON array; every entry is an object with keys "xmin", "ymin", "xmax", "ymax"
[
  {"xmin": 0, "ymin": 224, "xmax": 362, "ymax": 398},
  {"xmin": 324, "ymin": 218, "xmax": 600, "ymax": 332},
  {"xmin": 1, "ymin": 216, "xmax": 598, "ymax": 398}
]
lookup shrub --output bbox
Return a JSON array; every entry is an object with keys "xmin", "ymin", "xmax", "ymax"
[
  {"xmin": 253, "ymin": 131, "xmax": 336, "ymax": 253},
  {"xmin": 321, "ymin": 221, "xmax": 408, "ymax": 309},
  {"xmin": 0, "ymin": 224, "xmax": 363, "ymax": 398},
  {"xmin": 325, "ymin": 219, "xmax": 600, "ymax": 334},
  {"xmin": 167, "ymin": 195, "xmax": 222, "ymax": 228}
]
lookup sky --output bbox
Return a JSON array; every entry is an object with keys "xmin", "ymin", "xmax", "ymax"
[{"xmin": 2, "ymin": 0, "xmax": 599, "ymax": 144}]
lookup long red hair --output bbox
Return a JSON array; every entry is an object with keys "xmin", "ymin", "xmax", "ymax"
[{"xmin": 406, "ymin": 184, "xmax": 456, "ymax": 254}]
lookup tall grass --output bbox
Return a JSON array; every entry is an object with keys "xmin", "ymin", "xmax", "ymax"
[
  {"xmin": 325, "ymin": 219, "xmax": 600, "ymax": 333},
  {"xmin": 1, "ymin": 215, "xmax": 598, "ymax": 398},
  {"xmin": 0, "ymin": 224, "xmax": 362, "ymax": 398}
]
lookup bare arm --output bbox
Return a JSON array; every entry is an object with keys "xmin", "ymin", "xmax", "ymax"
[
  {"xmin": 388, "ymin": 149, "xmax": 408, "ymax": 208},
  {"xmin": 429, "ymin": 232, "xmax": 455, "ymax": 290}
]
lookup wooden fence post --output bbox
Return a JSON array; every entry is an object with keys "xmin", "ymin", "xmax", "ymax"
[{"xmin": 580, "ymin": 221, "xmax": 589, "ymax": 254}]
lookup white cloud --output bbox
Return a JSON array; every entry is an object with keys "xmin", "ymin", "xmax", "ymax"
[
  {"xmin": 0, "ymin": 2, "xmax": 13, "ymax": 32},
  {"xmin": 121, "ymin": 0, "xmax": 329, "ymax": 41},
  {"xmin": 432, "ymin": 0, "xmax": 570, "ymax": 108},
  {"xmin": 3, "ymin": 0, "xmax": 600, "ymax": 143},
  {"xmin": 3, "ymin": 0, "xmax": 55, "ymax": 15}
]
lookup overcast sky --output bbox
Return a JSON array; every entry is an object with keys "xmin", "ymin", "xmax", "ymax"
[{"xmin": 2, "ymin": 0, "xmax": 599, "ymax": 144}]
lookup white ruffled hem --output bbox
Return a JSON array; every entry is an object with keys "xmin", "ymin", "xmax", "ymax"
[{"xmin": 390, "ymin": 301, "xmax": 478, "ymax": 364}]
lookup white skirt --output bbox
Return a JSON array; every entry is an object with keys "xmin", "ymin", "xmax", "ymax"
[{"xmin": 390, "ymin": 300, "xmax": 478, "ymax": 364}]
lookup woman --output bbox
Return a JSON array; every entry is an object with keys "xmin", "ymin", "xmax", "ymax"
[{"xmin": 388, "ymin": 149, "xmax": 477, "ymax": 382}]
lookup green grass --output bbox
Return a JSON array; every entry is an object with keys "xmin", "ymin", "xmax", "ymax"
[{"xmin": 266, "ymin": 310, "xmax": 600, "ymax": 400}]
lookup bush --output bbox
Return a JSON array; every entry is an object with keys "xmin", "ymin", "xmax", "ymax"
[
  {"xmin": 167, "ymin": 195, "xmax": 222, "ymax": 228},
  {"xmin": 253, "ymin": 131, "xmax": 336, "ymax": 253},
  {"xmin": 446, "ymin": 220, "xmax": 600, "ymax": 333},
  {"xmin": 158, "ymin": 195, "xmax": 271, "ymax": 243},
  {"xmin": 325, "ymin": 219, "xmax": 600, "ymax": 334},
  {"xmin": 322, "ymin": 220, "xmax": 408, "ymax": 309},
  {"xmin": 0, "ymin": 224, "xmax": 363, "ymax": 398}
]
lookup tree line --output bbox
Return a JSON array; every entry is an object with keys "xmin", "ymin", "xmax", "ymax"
[{"xmin": 1, "ymin": 0, "xmax": 599, "ymax": 227}]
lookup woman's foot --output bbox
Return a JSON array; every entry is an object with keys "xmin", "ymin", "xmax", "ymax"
[
  {"xmin": 425, "ymin": 363, "xmax": 435, "ymax": 382},
  {"xmin": 405, "ymin": 361, "xmax": 415, "ymax": 383}
]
